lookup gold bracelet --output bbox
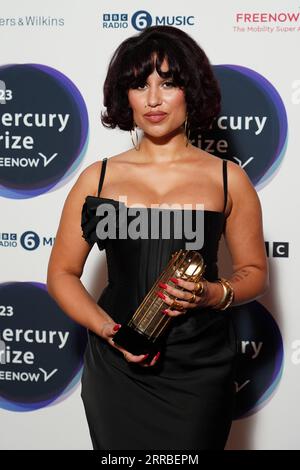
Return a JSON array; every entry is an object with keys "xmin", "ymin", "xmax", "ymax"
[
  {"xmin": 216, "ymin": 278, "xmax": 234, "ymax": 310},
  {"xmin": 214, "ymin": 280, "xmax": 227, "ymax": 308},
  {"xmin": 213, "ymin": 278, "xmax": 234, "ymax": 310}
]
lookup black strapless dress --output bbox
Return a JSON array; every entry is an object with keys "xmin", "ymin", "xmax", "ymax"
[{"xmin": 80, "ymin": 157, "xmax": 237, "ymax": 450}]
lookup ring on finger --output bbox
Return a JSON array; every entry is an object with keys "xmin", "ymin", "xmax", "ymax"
[
  {"xmin": 194, "ymin": 281, "xmax": 204, "ymax": 295},
  {"xmin": 171, "ymin": 299, "xmax": 185, "ymax": 311},
  {"xmin": 189, "ymin": 292, "xmax": 197, "ymax": 303}
]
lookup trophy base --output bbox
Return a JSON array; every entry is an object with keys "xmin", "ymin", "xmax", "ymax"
[{"xmin": 113, "ymin": 324, "xmax": 161, "ymax": 360}]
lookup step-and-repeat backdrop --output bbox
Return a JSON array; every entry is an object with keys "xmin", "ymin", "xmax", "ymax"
[{"xmin": 0, "ymin": 0, "xmax": 299, "ymax": 450}]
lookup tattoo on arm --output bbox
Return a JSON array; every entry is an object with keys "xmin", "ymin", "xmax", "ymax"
[{"xmin": 231, "ymin": 268, "xmax": 250, "ymax": 283}]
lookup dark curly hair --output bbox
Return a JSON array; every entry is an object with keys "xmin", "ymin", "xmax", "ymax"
[{"xmin": 101, "ymin": 25, "xmax": 221, "ymax": 133}]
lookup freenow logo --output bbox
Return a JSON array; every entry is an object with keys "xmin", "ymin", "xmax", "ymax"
[
  {"xmin": 102, "ymin": 10, "xmax": 195, "ymax": 30},
  {"xmin": 0, "ymin": 64, "xmax": 88, "ymax": 199},
  {"xmin": 0, "ymin": 282, "xmax": 87, "ymax": 411},
  {"xmin": 233, "ymin": 11, "xmax": 300, "ymax": 33},
  {"xmin": 235, "ymin": 12, "xmax": 300, "ymax": 23},
  {"xmin": 194, "ymin": 65, "xmax": 288, "ymax": 189},
  {"xmin": 232, "ymin": 301, "xmax": 284, "ymax": 419}
]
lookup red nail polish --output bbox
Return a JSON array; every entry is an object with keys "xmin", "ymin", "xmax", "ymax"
[
  {"xmin": 162, "ymin": 309, "xmax": 169, "ymax": 315},
  {"xmin": 113, "ymin": 324, "xmax": 121, "ymax": 331},
  {"xmin": 170, "ymin": 277, "xmax": 179, "ymax": 284},
  {"xmin": 154, "ymin": 351, "xmax": 161, "ymax": 361},
  {"xmin": 156, "ymin": 291, "xmax": 166, "ymax": 300},
  {"xmin": 158, "ymin": 282, "xmax": 167, "ymax": 289},
  {"xmin": 143, "ymin": 353, "xmax": 149, "ymax": 359}
]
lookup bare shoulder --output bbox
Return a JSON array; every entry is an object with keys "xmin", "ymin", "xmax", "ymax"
[
  {"xmin": 72, "ymin": 159, "xmax": 105, "ymax": 197},
  {"xmin": 196, "ymin": 150, "xmax": 257, "ymax": 197},
  {"xmin": 225, "ymin": 159, "xmax": 261, "ymax": 219},
  {"xmin": 193, "ymin": 150, "xmax": 258, "ymax": 215},
  {"xmin": 190, "ymin": 148, "xmax": 224, "ymax": 173},
  {"xmin": 73, "ymin": 151, "xmax": 133, "ymax": 195},
  {"xmin": 225, "ymin": 159, "xmax": 257, "ymax": 199},
  {"xmin": 106, "ymin": 149, "xmax": 138, "ymax": 165}
]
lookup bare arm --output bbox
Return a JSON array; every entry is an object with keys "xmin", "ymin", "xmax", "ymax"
[
  {"xmin": 47, "ymin": 162, "xmax": 114, "ymax": 337},
  {"xmin": 210, "ymin": 160, "xmax": 269, "ymax": 306},
  {"xmin": 136, "ymin": 160, "xmax": 269, "ymax": 317},
  {"xmin": 47, "ymin": 163, "xmax": 156, "ymax": 366}
]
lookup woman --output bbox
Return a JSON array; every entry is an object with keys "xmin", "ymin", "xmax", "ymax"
[{"xmin": 47, "ymin": 25, "xmax": 268, "ymax": 450}]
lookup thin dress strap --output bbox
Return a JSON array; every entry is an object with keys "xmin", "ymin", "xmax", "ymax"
[
  {"xmin": 97, "ymin": 157, "xmax": 108, "ymax": 197},
  {"xmin": 222, "ymin": 159, "xmax": 228, "ymax": 214}
]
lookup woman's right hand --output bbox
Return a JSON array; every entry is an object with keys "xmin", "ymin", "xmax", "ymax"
[{"xmin": 100, "ymin": 322, "xmax": 161, "ymax": 367}]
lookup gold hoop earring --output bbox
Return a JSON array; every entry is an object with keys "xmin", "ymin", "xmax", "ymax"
[
  {"xmin": 184, "ymin": 114, "xmax": 190, "ymax": 147},
  {"xmin": 130, "ymin": 122, "xmax": 140, "ymax": 151}
]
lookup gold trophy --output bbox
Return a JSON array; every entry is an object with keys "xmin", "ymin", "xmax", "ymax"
[{"xmin": 113, "ymin": 249, "xmax": 206, "ymax": 360}]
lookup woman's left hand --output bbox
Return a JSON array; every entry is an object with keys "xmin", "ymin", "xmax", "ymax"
[{"xmin": 157, "ymin": 277, "xmax": 211, "ymax": 317}]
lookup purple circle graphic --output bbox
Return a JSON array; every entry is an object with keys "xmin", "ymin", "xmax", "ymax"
[
  {"xmin": 0, "ymin": 282, "xmax": 87, "ymax": 411},
  {"xmin": 194, "ymin": 65, "xmax": 288, "ymax": 189},
  {"xmin": 231, "ymin": 301, "xmax": 284, "ymax": 419},
  {"xmin": 0, "ymin": 64, "xmax": 89, "ymax": 198}
]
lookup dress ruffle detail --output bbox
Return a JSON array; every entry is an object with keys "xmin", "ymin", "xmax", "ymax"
[{"xmin": 81, "ymin": 196, "xmax": 121, "ymax": 251}]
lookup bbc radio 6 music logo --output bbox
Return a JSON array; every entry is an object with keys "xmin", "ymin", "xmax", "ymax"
[
  {"xmin": 232, "ymin": 301, "xmax": 284, "ymax": 419},
  {"xmin": 0, "ymin": 282, "xmax": 87, "ymax": 411},
  {"xmin": 0, "ymin": 230, "xmax": 54, "ymax": 250},
  {"xmin": 196, "ymin": 65, "xmax": 288, "ymax": 190},
  {"xmin": 102, "ymin": 10, "xmax": 195, "ymax": 30},
  {"xmin": 0, "ymin": 64, "xmax": 88, "ymax": 199}
]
